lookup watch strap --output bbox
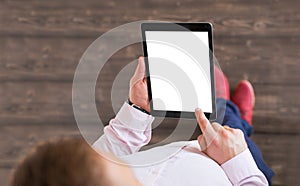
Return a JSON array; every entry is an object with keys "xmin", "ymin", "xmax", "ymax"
[{"xmin": 127, "ymin": 98, "xmax": 150, "ymax": 115}]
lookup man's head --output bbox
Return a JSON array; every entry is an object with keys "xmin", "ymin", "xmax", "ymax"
[{"xmin": 9, "ymin": 138, "xmax": 141, "ymax": 186}]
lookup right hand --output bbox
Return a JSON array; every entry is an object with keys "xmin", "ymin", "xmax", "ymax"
[{"xmin": 195, "ymin": 108, "xmax": 247, "ymax": 165}]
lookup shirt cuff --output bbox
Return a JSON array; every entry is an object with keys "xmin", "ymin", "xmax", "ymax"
[
  {"xmin": 221, "ymin": 149, "xmax": 261, "ymax": 185},
  {"xmin": 115, "ymin": 102, "xmax": 154, "ymax": 131}
]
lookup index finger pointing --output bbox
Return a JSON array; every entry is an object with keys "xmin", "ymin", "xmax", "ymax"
[{"xmin": 195, "ymin": 108, "xmax": 217, "ymax": 144}]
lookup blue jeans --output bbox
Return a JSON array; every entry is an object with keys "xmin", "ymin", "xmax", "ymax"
[{"xmin": 216, "ymin": 98, "xmax": 274, "ymax": 185}]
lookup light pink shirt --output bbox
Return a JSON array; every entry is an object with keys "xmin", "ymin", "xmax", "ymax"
[{"xmin": 93, "ymin": 103, "xmax": 268, "ymax": 186}]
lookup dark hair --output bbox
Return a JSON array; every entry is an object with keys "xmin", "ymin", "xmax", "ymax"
[{"xmin": 9, "ymin": 137, "xmax": 110, "ymax": 186}]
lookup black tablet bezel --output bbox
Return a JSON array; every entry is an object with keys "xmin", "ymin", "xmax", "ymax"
[{"xmin": 141, "ymin": 22, "xmax": 216, "ymax": 120}]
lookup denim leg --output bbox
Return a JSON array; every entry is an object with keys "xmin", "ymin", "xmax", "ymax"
[{"xmin": 216, "ymin": 98, "xmax": 274, "ymax": 185}]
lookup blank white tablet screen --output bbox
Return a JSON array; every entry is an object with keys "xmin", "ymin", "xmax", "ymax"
[{"xmin": 145, "ymin": 31, "xmax": 212, "ymax": 113}]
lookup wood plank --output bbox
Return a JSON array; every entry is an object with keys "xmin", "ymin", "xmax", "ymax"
[
  {"xmin": 0, "ymin": 81, "xmax": 117, "ymax": 126},
  {"xmin": 0, "ymin": 124, "xmax": 81, "ymax": 168},
  {"xmin": 253, "ymin": 133, "xmax": 300, "ymax": 186},
  {"xmin": 1, "ymin": 36, "xmax": 299, "ymax": 85},
  {"xmin": 0, "ymin": 82, "xmax": 75, "ymax": 125},
  {"xmin": 0, "ymin": 0, "xmax": 300, "ymax": 37},
  {"xmin": 0, "ymin": 168, "xmax": 11, "ymax": 186},
  {"xmin": 0, "ymin": 37, "xmax": 141, "ymax": 82},
  {"xmin": 252, "ymin": 84, "xmax": 300, "ymax": 134},
  {"xmin": 0, "ymin": 37, "xmax": 91, "ymax": 81},
  {"xmin": 0, "ymin": 81, "xmax": 299, "ymax": 133},
  {"xmin": 215, "ymin": 36, "xmax": 300, "ymax": 86}
]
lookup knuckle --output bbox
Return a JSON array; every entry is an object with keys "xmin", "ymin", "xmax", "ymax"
[
  {"xmin": 220, "ymin": 128, "xmax": 231, "ymax": 139},
  {"xmin": 234, "ymin": 129, "xmax": 244, "ymax": 137},
  {"xmin": 221, "ymin": 129, "xmax": 229, "ymax": 138},
  {"xmin": 212, "ymin": 139, "xmax": 220, "ymax": 146}
]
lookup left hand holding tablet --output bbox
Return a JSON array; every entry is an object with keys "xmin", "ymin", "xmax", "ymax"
[{"xmin": 129, "ymin": 57, "xmax": 150, "ymax": 113}]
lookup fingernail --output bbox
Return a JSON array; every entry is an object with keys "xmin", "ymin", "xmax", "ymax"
[
  {"xmin": 201, "ymin": 111, "xmax": 205, "ymax": 118},
  {"xmin": 195, "ymin": 108, "xmax": 203, "ymax": 119}
]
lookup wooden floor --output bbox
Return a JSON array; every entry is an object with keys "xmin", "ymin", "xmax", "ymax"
[{"xmin": 1, "ymin": 0, "xmax": 300, "ymax": 185}]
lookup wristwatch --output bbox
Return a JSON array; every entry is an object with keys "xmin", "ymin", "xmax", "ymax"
[{"xmin": 127, "ymin": 98, "xmax": 150, "ymax": 115}]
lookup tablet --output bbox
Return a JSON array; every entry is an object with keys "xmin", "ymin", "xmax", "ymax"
[{"xmin": 141, "ymin": 22, "xmax": 216, "ymax": 119}]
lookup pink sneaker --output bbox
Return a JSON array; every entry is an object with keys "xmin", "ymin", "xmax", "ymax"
[
  {"xmin": 214, "ymin": 66, "xmax": 230, "ymax": 100},
  {"xmin": 231, "ymin": 80, "xmax": 255, "ymax": 125}
]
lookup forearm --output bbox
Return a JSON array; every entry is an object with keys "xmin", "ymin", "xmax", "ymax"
[
  {"xmin": 221, "ymin": 149, "xmax": 268, "ymax": 186},
  {"xmin": 92, "ymin": 102, "xmax": 154, "ymax": 156}
]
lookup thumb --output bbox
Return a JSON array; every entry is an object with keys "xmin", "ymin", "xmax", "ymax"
[
  {"xmin": 133, "ymin": 56, "xmax": 146, "ymax": 81},
  {"xmin": 197, "ymin": 134, "xmax": 207, "ymax": 151}
]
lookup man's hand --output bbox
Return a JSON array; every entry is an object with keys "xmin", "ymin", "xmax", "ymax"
[
  {"xmin": 195, "ymin": 108, "xmax": 247, "ymax": 165},
  {"xmin": 129, "ymin": 57, "xmax": 150, "ymax": 112}
]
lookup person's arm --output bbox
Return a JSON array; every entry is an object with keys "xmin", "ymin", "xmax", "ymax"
[
  {"xmin": 93, "ymin": 102, "xmax": 154, "ymax": 156},
  {"xmin": 93, "ymin": 57, "xmax": 153, "ymax": 156},
  {"xmin": 195, "ymin": 109, "xmax": 268, "ymax": 186},
  {"xmin": 221, "ymin": 149, "xmax": 268, "ymax": 186}
]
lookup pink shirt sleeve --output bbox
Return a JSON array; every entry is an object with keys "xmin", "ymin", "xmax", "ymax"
[
  {"xmin": 221, "ymin": 149, "xmax": 268, "ymax": 186},
  {"xmin": 92, "ymin": 102, "xmax": 154, "ymax": 156}
]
